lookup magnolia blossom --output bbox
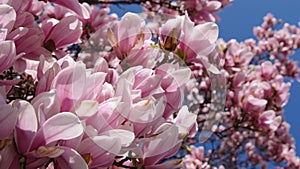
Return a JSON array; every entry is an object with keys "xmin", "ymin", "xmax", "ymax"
[
  {"xmin": 1, "ymin": 0, "xmax": 300, "ymax": 168},
  {"xmin": 106, "ymin": 12, "xmax": 162, "ymax": 69},
  {"xmin": 0, "ymin": 97, "xmax": 85, "ymax": 168},
  {"xmin": 33, "ymin": 53, "xmax": 197, "ymax": 168},
  {"xmin": 41, "ymin": 16, "xmax": 83, "ymax": 58},
  {"xmin": 48, "ymin": 0, "xmax": 90, "ymax": 19},
  {"xmin": 159, "ymin": 12, "xmax": 220, "ymax": 74},
  {"xmin": 0, "ymin": 4, "xmax": 21, "ymax": 73}
]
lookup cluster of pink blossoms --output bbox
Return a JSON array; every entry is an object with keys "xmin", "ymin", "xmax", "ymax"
[
  {"xmin": 1, "ymin": 0, "xmax": 300, "ymax": 169},
  {"xmin": 183, "ymin": 13, "xmax": 300, "ymax": 169},
  {"xmin": 141, "ymin": 0, "xmax": 232, "ymax": 25},
  {"xmin": 0, "ymin": 0, "xmax": 223, "ymax": 168}
]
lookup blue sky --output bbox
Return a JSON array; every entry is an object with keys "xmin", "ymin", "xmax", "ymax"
[{"xmin": 109, "ymin": 0, "xmax": 300, "ymax": 156}]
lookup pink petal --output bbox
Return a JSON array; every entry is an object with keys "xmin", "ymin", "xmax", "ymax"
[
  {"xmin": 205, "ymin": 1, "xmax": 222, "ymax": 11},
  {"xmin": 0, "ymin": 4, "xmax": 16, "ymax": 33},
  {"xmin": 261, "ymin": 61, "xmax": 274, "ymax": 79},
  {"xmin": 133, "ymin": 68, "xmax": 152, "ymax": 88},
  {"xmin": 233, "ymin": 72, "xmax": 245, "ymax": 88},
  {"xmin": 55, "ymin": 147, "xmax": 88, "ymax": 169},
  {"xmin": 0, "ymin": 0, "xmax": 24, "ymax": 14},
  {"xmin": 0, "ymin": 28, "xmax": 7, "ymax": 41},
  {"xmin": 246, "ymin": 95, "xmax": 267, "ymax": 112},
  {"xmin": 270, "ymin": 116, "xmax": 282, "ymax": 131},
  {"xmin": 0, "ymin": 144, "xmax": 18, "ymax": 168},
  {"xmin": 51, "ymin": 62, "xmax": 86, "ymax": 111},
  {"xmin": 31, "ymin": 90, "xmax": 61, "ymax": 123},
  {"xmin": 0, "ymin": 104, "xmax": 18, "ymax": 140},
  {"xmin": 31, "ymin": 112, "xmax": 83, "ymax": 149},
  {"xmin": 35, "ymin": 62, "xmax": 60, "ymax": 95},
  {"xmin": 144, "ymin": 124, "xmax": 179, "ymax": 158},
  {"xmin": 169, "ymin": 67, "xmax": 192, "ymax": 90},
  {"xmin": 102, "ymin": 129, "xmax": 135, "ymax": 147},
  {"xmin": 259, "ymin": 110, "xmax": 275, "ymax": 124},
  {"xmin": 195, "ymin": 22, "xmax": 219, "ymax": 44},
  {"xmin": 117, "ymin": 12, "xmax": 144, "ymax": 53},
  {"xmin": 80, "ymin": 72, "xmax": 107, "ymax": 101},
  {"xmin": 45, "ymin": 16, "xmax": 82, "ymax": 48},
  {"xmin": 49, "ymin": 0, "xmax": 90, "ymax": 19},
  {"xmin": 0, "ymin": 40, "xmax": 17, "ymax": 74},
  {"xmin": 134, "ymin": 74, "xmax": 162, "ymax": 98},
  {"xmin": 160, "ymin": 16, "xmax": 182, "ymax": 42},
  {"xmin": 78, "ymin": 137, "xmax": 117, "ymax": 168},
  {"xmin": 12, "ymin": 58, "xmax": 26, "ymax": 73},
  {"xmin": 183, "ymin": 12, "xmax": 194, "ymax": 36},
  {"xmin": 13, "ymin": 100, "xmax": 38, "ymax": 154},
  {"xmin": 174, "ymin": 106, "xmax": 197, "ymax": 137},
  {"xmin": 41, "ymin": 18, "xmax": 60, "ymax": 38},
  {"xmin": 74, "ymin": 100, "xmax": 99, "ymax": 119},
  {"xmin": 128, "ymin": 98, "xmax": 165, "ymax": 123},
  {"xmin": 85, "ymin": 97, "xmax": 124, "ymax": 132}
]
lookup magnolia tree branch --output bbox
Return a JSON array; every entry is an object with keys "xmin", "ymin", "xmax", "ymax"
[{"xmin": 79, "ymin": 0, "xmax": 181, "ymax": 11}]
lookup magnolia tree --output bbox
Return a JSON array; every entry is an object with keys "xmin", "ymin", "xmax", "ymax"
[{"xmin": 0, "ymin": 0, "xmax": 299, "ymax": 169}]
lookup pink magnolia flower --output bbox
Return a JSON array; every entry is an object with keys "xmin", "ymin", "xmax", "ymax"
[
  {"xmin": 35, "ymin": 60, "xmax": 61, "ymax": 95},
  {"xmin": 141, "ymin": 124, "xmax": 182, "ymax": 168},
  {"xmin": 0, "ymin": 88, "xmax": 19, "ymax": 140},
  {"xmin": 111, "ymin": 65, "xmax": 197, "ymax": 168},
  {"xmin": 85, "ymin": 97, "xmax": 126, "ymax": 135},
  {"xmin": 25, "ymin": 0, "xmax": 45, "ymax": 16},
  {"xmin": 0, "ymin": 0, "xmax": 29, "ymax": 14},
  {"xmin": 121, "ymin": 39, "xmax": 160, "ymax": 69},
  {"xmin": 182, "ymin": 0, "xmax": 222, "ymax": 23},
  {"xmin": 173, "ymin": 105, "xmax": 198, "ymax": 138},
  {"xmin": 159, "ymin": 12, "xmax": 220, "ymax": 73},
  {"xmin": 182, "ymin": 145, "xmax": 225, "ymax": 169},
  {"xmin": 115, "ymin": 66, "xmax": 165, "ymax": 136},
  {"xmin": 80, "ymin": 3, "xmax": 117, "ymax": 34},
  {"xmin": 0, "ymin": 2, "xmax": 51, "ymax": 63},
  {"xmin": 155, "ymin": 63, "xmax": 192, "ymax": 118},
  {"xmin": 118, "ymin": 123, "xmax": 183, "ymax": 169},
  {"xmin": 1, "ymin": 99, "xmax": 85, "ymax": 168},
  {"xmin": 272, "ymin": 75, "xmax": 290, "ymax": 107},
  {"xmin": 77, "ymin": 129, "xmax": 135, "ymax": 168},
  {"xmin": 36, "ymin": 55, "xmax": 115, "ymax": 104},
  {"xmin": 183, "ymin": 146, "xmax": 206, "ymax": 169},
  {"xmin": 41, "ymin": 2, "xmax": 73, "ymax": 20},
  {"xmin": 0, "ymin": 4, "xmax": 16, "ymax": 33},
  {"xmin": 260, "ymin": 61, "xmax": 275, "ymax": 80},
  {"xmin": 74, "ymin": 97, "xmax": 136, "ymax": 168},
  {"xmin": 107, "ymin": 12, "xmax": 151, "ymax": 60},
  {"xmin": 51, "ymin": 61, "xmax": 109, "ymax": 111},
  {"xmin": 0, "ymin": 40, "xmax": 19, "ymax": 74},
  {"xmin": 41, "ymin": 15, "xmax": 83, "ymax": 58},
  {"xmin": 31, "ymin": 90, "xmax": 61, "ymax": 123},
  {"xmin": 259, "ymin": 110, "xmax": 282, "ymax": 131},
  {"xmin": 92, "ymin": 57, "xmax": 119, "ymax": 85},
  {"xmin": 224, "ymin": 39, "xmax": 254, "ymax": 71},
  {"xmin": 0, "ymin": 4, "xmax": 22, "ymax": 73},
  {"xmin": 241, "ymin": 91, "xmax": 268, "ymax": 113},
  {"xmin": 35, "ymin": 55, "xmax": 79, "ymax": 95},
  {"xmin": 49, "ymin": 0, "xmax": 90, "ymax": 19},
  {"xmin": 10, "ymin": 25, "xmax": 50, "ymax": 62}
]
